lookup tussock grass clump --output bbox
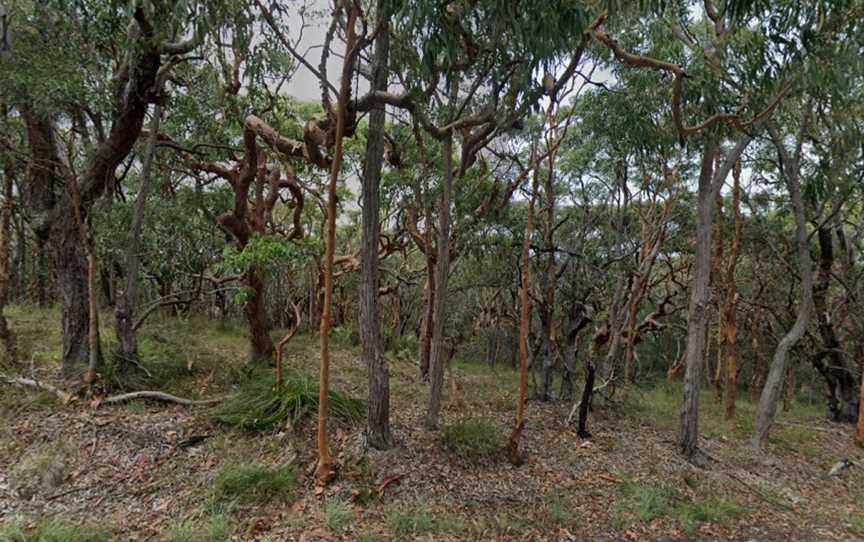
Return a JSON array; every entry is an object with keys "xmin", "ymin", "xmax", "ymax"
[
  {"xmin": 440, "ymin": 417, "xmax": 502, "ymax": 461},
  {"xmin": 213, "ymin": 369, "xmax": 364, "ymax": 431},
  {"xmin": 165, "ymin": 512, "xmax": 232, "ymax": 542},
  {"xmin": 614, "ymin": 478, "xmax": 741, "ymax": 533},
  {"xmin": 324, "ymin": 498, "xmax": 354, "ymax": 532},
  {"xmin": 0, "ymin": 519, "xmax": 112, "ymax": 542},
  {"xmin": 213, "ymin": 462, "xmax": 299, "ymax": 503}
]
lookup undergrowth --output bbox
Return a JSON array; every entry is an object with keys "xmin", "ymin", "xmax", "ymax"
[
  {"xmin": 0, "ymin": 518, "xmax": 112, "ymax": 542},
  {"xmin": 614, "ymin": 477, "xmax": 742, "ymax": 533},
  {"xmin": 440, "ymin": 417, "xmax": 502, "ymax": 461},
  {"xmin": 212, "ymin": 462, "xmax": 299, "ymax": 504},
  {"xmin": 213, "ymin": 369, "xmax": 364, "ymax": 431}
]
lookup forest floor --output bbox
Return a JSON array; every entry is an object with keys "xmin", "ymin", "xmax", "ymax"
[{"xmin": 1, "ymin": 305, "xmax": 863, "ymax": 541}]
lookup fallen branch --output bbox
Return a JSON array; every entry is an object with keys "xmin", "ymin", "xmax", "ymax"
[
  {"xmin": 0, "ymin": 373, "xmax": 75, "ymax": 403},
  {"xmin": 100, "ymin": 391, "xmax": 223, "ymax": 406}
]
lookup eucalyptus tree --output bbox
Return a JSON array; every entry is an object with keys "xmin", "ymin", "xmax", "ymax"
[
  {"xmin": 589, "ymin": 0, "xmax": 861, "ymax": 461},
  {"xmin": 3, "ymin": 0, "xmax": 202, "ymax": 377},
  {"xmin": 380, "ymin": 0, "xmax": 608, "ymax": 430}
]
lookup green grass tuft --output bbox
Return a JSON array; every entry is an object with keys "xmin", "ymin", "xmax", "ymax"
[
  {"xmin": 614, "ymin": 478, "xmax": 742, "ymax": 532},
  {"xmin": 0, "ymin": 518, "xmax": 112, "ymax": 542},
  {"xmin": 164, "ymin": 512, "xmax": 232, "ymax": 542},
  {"xmin": 212, "ymin": 462, "xmax": 299, "ymax": 504},
  {"xmin": 324, "ymin": 499, "xmax": 354, "ymax": 532},
  {"xmin": 213, "ymin": 369, "xmax": 364, "ymax": 432},
  {"xmin": 440, "ymin": 417, "xmax": 502, "ymax": 461}
]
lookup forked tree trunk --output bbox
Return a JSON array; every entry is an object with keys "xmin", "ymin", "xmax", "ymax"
[
  {"xmin": 752, "ymin": 124, "xmax": 813, "ymax": 450},
  {"xmin": 360, "ymin": 0, "xmax": 393, "ymax": 450},
  {"xmin": 317, "ymin": 3, "xmax": 358, "ymax": 484},
  {"xmin": 679, "ymin": 136, "xmax": 748, "ymax": 462},
  {"xmin": 116, "ymin": 103, "xmax": 162, "ymax": 364}
]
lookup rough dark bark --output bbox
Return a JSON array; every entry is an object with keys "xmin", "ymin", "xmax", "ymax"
[
  {"xmin": 360, "ymin": 0, "xmax": 393, "ymax": 450},
  {"xmin": 22, "ymin": 110, "xmax": 91, "ymax": 376},
  {"xmin": 0, "ymin": 150, "xmax": 17, "ymax": 364},
  {"xmin": 811, "ymin": 226, "xmax": 858, "ymax": 422},
  {"xmin": 19, "ymin": 10, "xmax": 163, "ymax": 377}
]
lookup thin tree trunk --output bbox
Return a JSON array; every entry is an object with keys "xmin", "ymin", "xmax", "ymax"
[
  {"xmin": 361, "ymin": 0, "xmax": 393, "ymax": 450},
  {"xmin": 0, "ymin": 153, "xmax": 17, "ymax": 364},
  {"xmin": 425, "ymin": 78, "xmax": 458, "ymax": 430},
  {"xmin": 722, "ymin": 161, "xmax": 742, "ymax": 419},
  {"xmin": 540, "ymin": 101, "xmax": 558, "ymax": 401},
  {"xmin": 749, "ymin": 307, "xmax": 765, "ymax": 401},
  {"xmin": 419, "ymin": 264, "xmax": 435, "ymax": 380},
  {"xmin": 752, "ymin": 123, "xmax": 814, "ymax": 450},
  {"xmin": 424, "ymin": 145, "xmax": 452, "ymax": 428},
  {"xmin": 115, "ymin": 103, "xmax": 162, "ymax": 364},
  {"xmin": 317, "ymin": 3, "xmax": 358, "ymax": 484},
  {"xmin": 508, "ymin": 160, "xmax": 539, "ymax": 465},
  {"xmin": 679, "ymin": 136, "xmax": 749, "ymax": 462}
]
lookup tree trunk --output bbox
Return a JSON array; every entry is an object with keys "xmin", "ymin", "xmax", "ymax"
[
  {"xmin": 360, "ymin": 1, "xmax": 392, "ymax": 450},
  {"xmin": 419, "ymin": 264, "xmax": 435, "ymax": 380},
  {"xmin": 752, "ymin": 124, "xmax": 814, "ymax": 450},
  {"xmin": 22, "ymin": 110, "xmax": 92, "ymax": 375},
  {"xmin": 508, "ymin": 161, "xmax": 538, "ymax": 465},
  {"xmin": 245, "ymin": 267, "xmax": 274, "ymax": 362},
  {"xmin": 811, "ymin": 226, "xmax": 858, "ymax": 422},
  {"xmin": 540, "ymin": 102, "xmax": 558, "ymax": 401},
  {"xmin": 425, "ymin": 78, "xmax": 458, "ymax": 430},
  {"xmin": 749, "ymin": 307, "xmax": 765, "ymax": 401},
  {"xmin": 722, "ymin": 161, "xmax": 742, "ymax": 419},
  {"xmin": 679, "ymin": 136, "xmax": 749, "ymax": 461},
  {"xmin": 0, "ymin": 152, "xmax": 17, "ymax": 364},
  {"xmin": 115, "ymin": 103, "xmax": 162, "ymax": 364},
  {"xmin": 317, "ymin": 3, "xmax": 358, "ymax": 484}
]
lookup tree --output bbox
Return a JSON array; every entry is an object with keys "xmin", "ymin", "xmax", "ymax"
[{"xmin": 360, "ymin": 0, "xmax": 394, "ymax": 450}]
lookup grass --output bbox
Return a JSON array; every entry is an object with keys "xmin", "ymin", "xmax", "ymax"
[
  {"xmin": 213, "ymin": 368, "xmax": 364, "ymax": 432},
  {"xmin": 382, "ymin": 501, "xmax": 468, "ymax": 539},
  {"xmin": 0, "ymin": 518, "xmax": 112, "ymax": 542},
  {"xmin": 212, "ymin": 462, "xmax": 299, "ymax": 504},
  {"xmin": 164, "ymin": 512, "xmax": 232, "ymax": 542},
  {"xmin": 614, "ymin": 477, "xmax": 741, "ymax": 533},
  {"xmin": 440, "ymin": 417, "xmax": 502, "ymax": 461},
  {"xmin": 324, "ymin": 499, "xmax": 354, "ymax": 532}
]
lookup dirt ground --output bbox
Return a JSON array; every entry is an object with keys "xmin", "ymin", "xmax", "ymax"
[{"xmin": 1, "ymin": 309, "xmax": 863, "ymax": 541}]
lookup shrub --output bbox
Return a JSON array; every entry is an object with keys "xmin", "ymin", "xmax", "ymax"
[
  {"xmin": 212, "ymin": 462, "xmax": 299, "ymax": 504},
  {"xmin": 213, "ymin": 369, "xmax": 364, "ymax": 432},
  {"xmin": 440, "ymin": 417, "xmax": 501, "ymax": 461}
]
